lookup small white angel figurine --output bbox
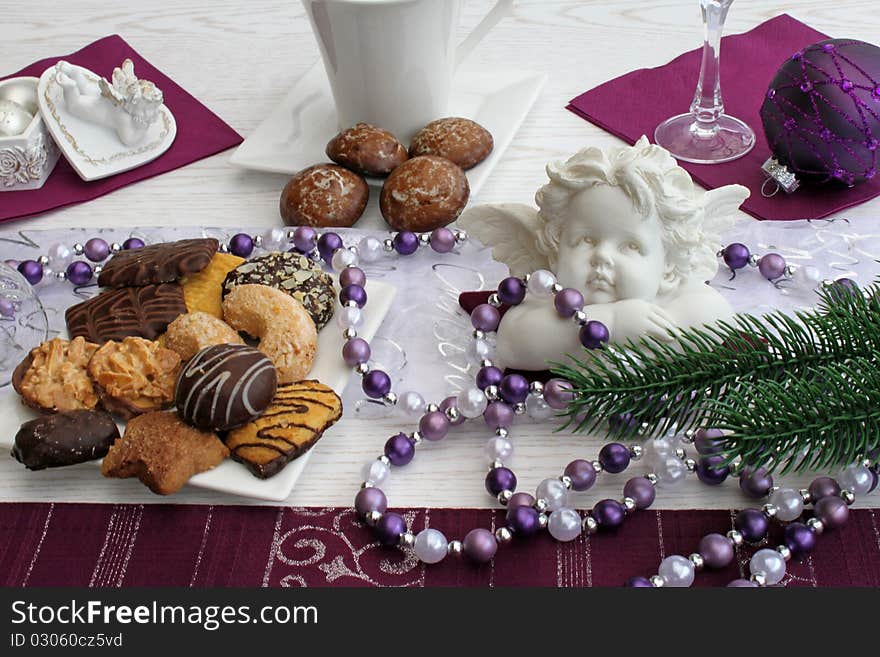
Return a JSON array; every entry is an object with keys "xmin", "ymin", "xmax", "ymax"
[
  {"xmin": 54, "ymin": 59, "xmax": 163, "ymax": 147},
  {"xmin": 458, "ymin": 136, "xmax": 750, "ymax": 371}
]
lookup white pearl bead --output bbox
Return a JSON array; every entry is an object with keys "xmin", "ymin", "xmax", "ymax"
[
  {"xmin": 261, "ymin": 227, "xmax": 288, "ymax": 251},
  {"xmin": 357, "ymin": 236, "xmax": 384, "ymax": 263},
  {"xmin": 750, "ymin": 548, "xmax": 786, "ymax": 585},
  {"xmin": 414, "ymin": 528, "xmax": 448, "ymax": 564},
  {"xmin": 336, "ymin": 305, "xmax": 363, "ymax": 329},
  {"xmin": 331, "ymin": 247, "xmax": 359, "ymax": 271},
  {"xmin": 792, "ymin": 264, "xmax": 821, "ymax": 288},
  {"xmin": 527, "ymin": 269, "xmax": 556, "ymax": 296},
  {"xmin": 837, "ymin": 463, "xmax": 873, "ymax": 496},
  {"xmin": 400, "ymin": 390, "xmax": 427, "ymax": 417},
  {"xmin": 456, "ymin": 386, "xmax": 488, "ymax": 419},
  {"xmin": 658, "ymin": 555, "xmax": 695, "ymax": 587},
  {"xmin": 360, "ymin": 459, "xmax": 390, "ymax": 486},
  {"xmin": 485, "ymin": 436, "xmax": 513, "ymax": 462},
  {"xmin": 548, "ymin": 508, "xmax": 582, "ymax": 542},
  {"xmin": 467, "ymin": 338, "xmax": 494, "ymax": 362},
  {"xmin": 536, "ymin": 478, "xmax": 569, "ymax": 511},
  {"xmin": 645, "ymin": 435, "xmax": 679, "ymax": 460},
  {"xmin": 46, "ymin": 243, "xmax": 72, "ymax": 272},
  {"xmin": 769, "ymin": 488, "xmax": 804, "ymax": 522},
  {"xmin": 525, "ymin": 393, "xmax": 553, "ymax": 419},
  {"xmin": 648, "ymin": 454, "xmax": 687, "ymax": 488}
]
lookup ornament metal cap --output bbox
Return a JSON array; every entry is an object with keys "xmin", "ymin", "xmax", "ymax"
[{"xmin": 761, "ymin": 157, "xmax": 800, "ymax": 196}]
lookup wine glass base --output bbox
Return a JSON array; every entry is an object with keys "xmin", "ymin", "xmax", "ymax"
[{"xmin": 654, "ymin": 113, "xmax": 756, "ymax": 164}]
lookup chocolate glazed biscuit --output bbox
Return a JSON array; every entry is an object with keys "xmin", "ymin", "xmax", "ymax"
[{"xmin": 98, "ymin": 238, "xmax": 219, "ymax": 288}]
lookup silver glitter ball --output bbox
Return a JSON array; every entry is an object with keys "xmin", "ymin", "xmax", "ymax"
[
  {"xmin": 73, "ymin": 243, "xmax": 84, "ymax": 256},
  {"xmin": 343, "ymin": 328, "xmax": 358, "ymax": 340},
  {"xmin": 559, "ymin": 475, "xmax": 573, "ymax": 490},
  {"xmin": 534, "ymin": 498, "xmax": 549, "ymax": 513},
  {"xmin": 286, "ymin": 229, "xmax": 297, "ymax": 240},
  {"xmin": 776, "ymin": 545, "xmax": 792, "ymax": 562},
  {"xmin": 551, "ymin": 283, "xmax": 564, "ymax": 294},
  {"xmin": 649, "ymin": 575, "xmax": 665, "ymax": 588},
  {"xmin": 497, "ymin": 490, "xmax": 513, "ymax": 506},
  {"xmin": 383, "ymin": 238, "xmax": 395, "ymax": 252},
  {"xmin": 490, "ymin": 460, "xmax": 505, "ymax": 471},
  {"xmin": 365, "ymin": 511, "xmax": 382, "ymax": 526},
  {"xmin": 426, "ymin": 403, "xmax": 440, "ymax": 414},
  {"xmin": 495, "ymin": 527, "xmax": 513, "ymax": 544},
  {"xmin": 591, "ymin": 460, "xmax": 604, "ymax": 473},
  {"xmin": 447, "ymin": 540, "xmax": 463, "ymax": 557},
  {"xmin": 484, "ymin": 385, "xmax": 500, "ymax": 402},
  {"xmin": 537, "ymin": 513, "xmax": 549, "ymax": 529},
  {"xmin": 219, "ymin": 243, "xmax": 229, "ymax": 253},
  {"xmin": 748, "ymin": 254, "xmax": 759, "ymax": 267},
  {"xmin": 344, "ymin": 299, "xmax": 359, "ymax": 309},
  {"xmin": 799, "ymin": 488, "xmax": 812, "ymax": 504},
  {"xmin": 681, "ymin": 429, "xmax": 696, "ymax": 444},
  {"xmin": 382, "ymin": 392, "xmax": 398, "ymax": 407},
  {"xmin": 806, "ymin": 517, "xmax": 824, "ymax": 534},
  {"xmin": 726, "ymin": 529, "xmax": 744, "ymax": 546},
  {"xmin": 444, "ymin": 406, "xmax": 460, "ymax": 423},
  {"xmin": 410, "ymin": 430, "xmax": 423, "ymax": 445},
  {"xmin": 762, "ymin": 503, "xmax": 779, "ymax": 518},
  {"xmin": 495, "ymin": 427, "xmax": 509, "ymax": 439},
  {"xmin": 573, "ymin": 310, "xmax": 588, "ymax": 325},
  {"xmin": 645, "ymin": 473, "xmax": 659, "ymax": 486},
  {"xmin": 629, "ymin": 444, "xmax": 643, "ymax": 460},
  {"xmin": 488, "ymin": 293, "xmax": 501, "ymax": 307},
  {"xmin": 54, "ymin": 270, "xmax": 67, "ymax": 282},
  {"xmin": 841, "ymin": 489, "xmax": 856, "ymax": 505},
  {"xmin": 582, "ymin": 515, "xmax": 598, "ymax": 535},
  {"xmin": 354, "ymin": 363, "xmax": 370, "ymax": 376},
  {"xmin": 252, "ymin": 235, "xmax": 263, "ymax": 248},
  {"xmin": 513, "ymin": 402, "xmax": 526, "ymax": 415},
  {"xmin": 684, "ymin": 458, "xmax": 697, "ymax": 472},
  {"xmin": 749, "ymin": 572, "xmax": 767, "ymax": 587},
  {"xmin": 529, "ymin": 381, "xmax": 544, "ymax": 396},
  {"xmin": 399, "ymin": 532, "xmax": 416, "ymax": 548},
  {"xmin": 621, "ymin": 497, "xmax": 636, "ymax": 514},
  {"xmin": 688, "ymin": 553, "xmax": 705, "ymax": 571},
  {"xmin": 110, "ymin": 242, "xmax": 122, "ymax": 253},
  {"xmin": 472, "ymin": 329, "xmax": 485, "ymax": 340},
  {"xmin": 37, "ymin": 255, "xmax": 49, "ymax": 266},
  {"xmin": 675, "ymin": 447, "xmax": 687, "ymax": 460},
  {"xmin": 93, "ymin": 264, "xmax": 103, "ymax": 275},
  {"xmin": 379, "ymin": 455, "xmax": 391, "ymax": 467},
  {"xmin": 418, "ymin": 233, "xmax": 431, "ymax": 246},
  {"xmin": 454, "ymin": 230, "xmax": 468, "ymax": 244}
]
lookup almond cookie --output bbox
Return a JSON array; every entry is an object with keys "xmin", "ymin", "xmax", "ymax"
[
  {"xmin": 279, "ymin": 163, "xmax": 369, "ymax": 228},
  {"xmin": 180, "ymin": 252, "xmax": 245, "ymax": 319},
  {"xmin": 12, "ymin": 337, "xmax": 101, "ymax": 413},
  {"xmin": 225, "ymin": 380, "xmax": 342, "ymax": 478},
  {"xmin": 379, "ymin": 155, "xmax": 470, "ymax": 232},
  {"xmin": 326, "ymin": 123, "xmax": 408, "ymax": 176},
  {"xmin": 221, "ymin": 284, "xmax": 317, "ymax": 384},
  {"xmin": 13, "ymin": 409, "xmax": 119, "ymax": 470},
  {"xmin": 98, "ymin": 238, "xmax": 219, "ymax": 288},
  {"xmin": 87, "ymin": 336, "xmax": 182, "ymax": 420},
  {"xmin": 409, "ymin": 117, "xmax": 493, "ymax": 170},
  {"xmin": 101, "ymin": 411, "xmax": 229, "ymax": 495},
  {"xmin": 163, "ymin": 311, "xmax": 244, "ymax": 361}
]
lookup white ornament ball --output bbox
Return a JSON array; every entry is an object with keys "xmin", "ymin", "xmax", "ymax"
[
  {"xmin": 414, "ymin": 528, "xmax": 448, "ymax": 564},
  {"xmin": 548, "ymin": 508, "xmax": 582, "ymax": 542},
  {"xmin": 750, "ymin": 549, "xmax": 786, "ymax": 585},
  {"xmin": 658, "ymin": 555, "xmax": 695, "ymax": 587},
  {"xmin": 456, "ymin": 386, "xmax": 488, "ymax": 419}
]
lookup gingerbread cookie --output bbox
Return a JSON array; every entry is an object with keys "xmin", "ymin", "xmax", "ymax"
[
  {"xmin": 65, "ymin": 283, "xmax": 187, "ymax": 343},
  {"xmin": 224, "ymin": 380, "xmax": 342, "ymax": 478},
  {"xmin": 180, "ymin": 252, "xmax": 245, "ymax": 319},
  {"xmin": 12, "ymin": 337, "xmax": 101, "ymax": 413},
  {"xmin": 87, "ymin": 337, "xmax": 181, "ymax": 419},
  {"xmin": 279, "ymin": 164, "xmax": 369, "ymax": 228},
  {"xmin": 162, "ymin": 312, "xmax": 244, "ymax": 361},
  {"xmin": 98, "ymin": 238, "xmax": 219, "ymax": 288},
  {"xmin": 101, "ymin": 411, "xmax": 229, "ymax": 495},
  {"xmin": 13, "ymin": 409, "xmax": 120, "ymax": 470},
  {"xmin": 221, "ymin": 252, "xmax": 335, "ymax": 330},
  {"xmin": 326, "ymin": 123, "xmax": 408, "ymax": 176},
  {"xmin": 409, "ymin": 117, "xmax": 493, "ymax": 170},
  {"xmin": 379, "ymin": 155, "xmax": 469, "ymax": 232}
]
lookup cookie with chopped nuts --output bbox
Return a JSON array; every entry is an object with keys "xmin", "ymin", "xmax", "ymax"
[
  {"xmin": 379, "ymin": 155, "xmax": 470, "ymax": 232},
  {"xmin": 279, "ymin": 163, "xmax": 369, "ymax": 228},
  {"xmin": 326, "ymin": 123, "xmax": 408, "ymax": 176},
  {"xmin": 409, "ymin": 117, "xmax": 493, "ymax": 170}
]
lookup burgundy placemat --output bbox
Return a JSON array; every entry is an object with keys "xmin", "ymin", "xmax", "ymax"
[
  {"xmin": 0, "ymin": 35, "xmax": 242, "ymax": 224},
  {"xmin": 2, "ymin": 503, "xmax": 878, "ymax": 587},
  {"xmin": 567, "ymin": 14, "xmax": 880, "ymax": 221}
]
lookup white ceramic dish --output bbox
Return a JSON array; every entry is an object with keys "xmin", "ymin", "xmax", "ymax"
[
  {"xmin": 0, "ymin": 278, "xmax": 395, "ymax": 502},
  {"xmin": 0, "ymin": 76, "xmax": 60, "ymax": 191}
]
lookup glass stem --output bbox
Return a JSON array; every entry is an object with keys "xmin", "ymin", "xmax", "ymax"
[{"xmin": 690, "ymin": 0, "xmax": 733, "ymax": 129}]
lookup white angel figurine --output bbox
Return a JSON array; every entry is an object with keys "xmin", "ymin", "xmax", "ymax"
[
  {"xmin": 458, "ymin": 136, "xmax": 749, "ymax": 371},
  {"xmin": 55, "ymin": 59, "xmax": 163, "ymax": 147}
]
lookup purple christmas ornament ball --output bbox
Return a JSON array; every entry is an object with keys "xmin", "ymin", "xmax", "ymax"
[{"xmin": 66, "ymin": 261, "xmax": 93, "ymax": 286}]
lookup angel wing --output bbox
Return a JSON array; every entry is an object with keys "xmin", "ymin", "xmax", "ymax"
[
  {"xmin": 457, "ymin": 203, "xmax": 549, "ymax": 277},
  {"xmin": 702, "ymin": 184, "xmax": 750, "ymax": 236}
]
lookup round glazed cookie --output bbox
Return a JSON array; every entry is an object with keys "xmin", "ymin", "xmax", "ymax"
[
  {"xmin": 326, "ymin": 123, "xmax": 408, "ymax": 176},
  {"xmin": 176, "ymin": 344, "xmax": 278, "ymax": 432},
  {"xmin": 222, "ymin": 252, "xmax": 335, "ymax": 330},
  {"xmin": 280, "ymin": 164, "xmax": 369, "ymax": 228},
  {"xmin": 409, "ymin": 117, "xmax": 493, "ymax": 170},
  {"xmin": 162, "ymin": 311, "xmax": 244, "ymax": 361},
  {"xmin": 379, "ymin": 155, "xmax": 470, "ymax": 232}
]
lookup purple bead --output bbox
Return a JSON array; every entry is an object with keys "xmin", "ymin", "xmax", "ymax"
[
  {"xmin": 757, "ymin": 253, "xmax": 786, "ymax": 280},
  {"xmin": 123, "ymin": 237, "xmax": 145, "ymax": 250},
  {"xmin": 340, "ymin": 284, "xmax": 367, "ymax": 308},
  {"xmin": 339, "ymin": 266, "xmax": 366, "ymax": 288},
  {"xmin": 292, "ymin": 226, "xmax": 317, "ymax": 253},
  {"xmin": 392, "ymin": 231, "xmax": 419, "ymax": 255},
  {"xmin": 623, "ymin": 477, "xmax": 655, "ymax": 509},
  {"xmin": 462, "ymin": 528, "xmax": 497, "ymax": 564},
  {"xmin": 554, "ymin": 288, "xmax": 584, "ymax": 317},
  {"xmin": 808, "ymin": 476, "xmax": 841, "ymax": 502},
  {"xmin": 698, "ymin": 533, "xmax": 734, "ymax": 569},
  {"xmin": 508, "ymin": 492, "xmax": 535, "ymax": 508},
  {"xmin": 579, "ymin": 320, "xmax": 610, "ymax": 349},
  {"xmin": 0, "ymin": 298, "xmax": 13, "ymax": 318},
  {"xmin": 564, "ymin": 459, "xmax": 597, "ymax": 492},
  {"xmin": 506, "ymin": 505, "xmax": 539, "ymax": 537},
  {"xmin": 483, "ymin": 401, "xmax": 515, "ymax": 429},
  {"xmin": 429, "ymin": 227, "xmax": 455, "ymax": 253},
  {"xmin": 592, "ymin": 499, "xmax": 625, "ymax": 529},
  {"xmin": 317, "ymin": 232, "xmax": 343, "ymax": 262},
  {"xmin": 609, "ymin": 411, "xmax": 639, "ymax": 434},
  {"xmin": 544, "ymin": 378, "xmax": 575, "ymax": 410},
  {"xmin": 17, "ymin": 260, "xmax": 43, "ymax": 285},
  {"xmin": 598, "ymin": 442, "xmax": 630, "ymax": 474},
  {"xmin": 476, "ymin": 365, "xmax": 503, "ymax": 390},
  {"xmin": 727, "ymin": 579, "xmax": 758, "ymax": 587},
  {"xmin": 83, "ymin": 238, "xmax": 110, "ymax": 262},
  {"xmin": 229, "ymin": 233, "xmax": 254, "ymax": 258},
  {"xmin": 625, "ymin": 576, "xmax": 654, "ymax": 587},
  {"xmin": 739, "ymin": 466, "xmax": 774, "ymax": 498},
  {"xmin": 485, "ymin": 467, "xmax": 517, "ymax": 496},
  {"xmin": 355, "ymin": 487, "xmax": 387, "ymax": 516},
  {"xmin": 419, "ymin": 411, "xmax": 450, "ymax": 441},
  {"xmin": 470, "ymin": 303, "xmax": 501, "ymax": 332},
  {"xmin": 499, "ymin": 374, "xmax": 529, "ymax": 404},
  {"xmin": 497, "ymin": 277, "xmax": 525, "ymax": 305},
  {"xmin": 384, "ymin": 433, "xmax": 415, "ymax": 466},
  {"xmin": 783, "ymin": 522, "xmax": 816, "ymax": 557},
  {"xmin": 342, "ymin": 337, "xmax": 371, "ymax": 366},
  {"xmin": 375, "ymin": 512, "xmax": 407, "ymax": 546},
  {"xmin": 723, "ymin": 243, "xmax": 750, "ymax": 270},
  {"xmin": 735, "ymin": 508, "xmax": 769, "ymax": 542},
  {"xmin": 814, "ymin": 496, "xmax": 849, "ymax": 530},
  {"xmin": 362, "ymin": 369, "xmax": 391, "ymax": 399},
  {"xmin": 696, "ymin": 455, "xmax": 729, "ymax": 486},
  {"xmin": 65, "ymin": 261, "xmax": 93, "ymax": 286},
  {"xmin": 829, "ymin": 277, "xmax": 859, "ymax": 301},
  {"xmin": 694, "ymin": 428, "xmax": 725, "ymax": 455},
  {"xmin": 440, "ymin": 396, "xmax": 466, "ymax": 426}
]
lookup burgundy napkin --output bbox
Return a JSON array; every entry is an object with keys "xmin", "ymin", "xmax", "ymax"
[
  {"xmin": 0, "ymin": 35, "xmax": 242, "ymax": 224},
  {"xmin": 567, "ymin": 14, "xmax": 880, "ymax": 221}
]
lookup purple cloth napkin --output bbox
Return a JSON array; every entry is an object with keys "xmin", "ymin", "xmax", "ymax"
[
  {"xmin": 0, "ymin": 35, "xmax": 242, "ymax": 224},
  {"xmin": 567, "ymin": 14, "xmax": 880, "ymax": 221}
]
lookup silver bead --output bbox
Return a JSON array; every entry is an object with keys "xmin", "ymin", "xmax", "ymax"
[
  {"xmin": 418, "ymin": 233, "xmax": 430, "ymax": 246},
  {"xmin": 110, "ymin": 242, "xmax": 122, "ymax": 253},
  {"xmin": 410, "ymin": 430, "xmax": 423, "ymax": 445},
  {"xmin": 748, "ymin": 254, "xmax": 759, "ymax": 267},
  {"xmin": 513, "ymin": 402, "xmax": 526, "ymax": 415},
  {"xmin": 495, "ymin": 527, "xmax": 513, "ymax": 544},
  {"xmin": 572, "ymin": 310, "xmax": 588, "ymax": 326},
  {"xmin": 621, "ymin": 497, "xmax": 636, "ymax": 514},
  {"xmin": 218, "ymin": 243, "xmax": 229, "ymax": 253},
  {"xmin": 762, "ymin": 503, "xmax": 779, "ymax": 518},
  {"xmin": 559, "ymin": 475, "xmax": 573, "ymax": 490},
  {"xmin": 472, "ymin": 329, "xmax": 485, "ymax": 340},
  {"xmin": 534, "ymin": 498, "xmax": 549, "ymax": 513},
  {"xmin": 365, "ymin": 510, "xmax": 382, "ymax": 526},
  {"xmin": 591, "ymin": 460, "xmax": 604, "ymax": 473},
  {"xmin": 646, "ymin": 473, "xmax": 659, "ymax": 486},
  {"xmin": 382, "ymin": 392, "xmax": 398, "ymax": 407},
  {"xmin": 776, "ymin": 545, "xmax": 792, "ymax": 562},
  {"xmin": 529, "ymin": 381, "xmax": 544, "ymax": 396},
  {"xmin": 688, "ymin": 553, "xmax": 705, "ymax": 571},
  {"xmin": 54, "ymin": 270, "xmax": 67, "ymax": 281},
  {"xmin": 309, "ymin": 248, "xmax": 321, "ymax": 260},
  {"xmin": 522, "ymin": 273, "xmax": 531, "ymax": 285},
  {"xmin": 383, "ymin": 238, "xmax": 395, "ymax": 252},
  {"xmin": 649, "ymin": 575, "xmax": 665, "ymax": 588},
  {"xmin": 484, "ymin": 385, "xmax": 500, "ymax": 401},
  {"xmin": 726, "ymin": 530, "xmax": 744, "ymax": 546},
  {"xmin": 537, "ymin": 513, "xmax": 549, "ymax": 529},
  {"xmin": 498, "ymin": 490, "xmax": 513, "ymax": 505},
  {"xmin": 343, "ymin": 328, "xmax": 358, "ymax": 340},
  {"xmin": 93, "ymin": 264, "xmax": 103, "ymax": 275},
  {"xmin": 348, "ymin": 245, "xmax": 358, "ymax": 256},
  {"xmin": 490, "ymin": 460, "xmax": 505, "ymax": 470},
  {"xmin": 379, "ymin": 455, "xmax": 391, "ymax": 467},
  {"xmin": 495, "ymin": 427, "xmax": 509, "ymax": 439},
  {"xmin": 684, "ymin": 458, "xmax": 697, "ymax": 472},
  {"xmin": 344, "ymin": 299, "xmax": 358, "ymax": 309},
  {"xmin": 354, "ymin": 363, "xmax": 370, "ymax": 376},
  {"xmin": 806, "ymin": 517, "xmax": 824, "ymax": 534},
  {"xmin": 716, "ymin": 249, "xmax": 724, "ymax": 258},
  {"xmin": 783, "ymin": 265, "xmax": 795, "ymax": 279},
  {"xmin": 675, "ymin": 447, "xmax": 687, "ymax": 460},
  {"xmin": 287, "ymin": 229, "xmax": 297, "ymax": 240},
  {"xmin": 447, "ymin": 540, "xmax": 463, "ymax": 557},
  {"xmin": 252, "ymin": 235, "xmax": 263, "ymax": 248},
  {"xmin": 749, "ymin": 572, "xmax": 767, "ymax": 587},
  {"xmin": 629, "ymin": 444, "xmax": 643, "ymax": 460},
  {"xmin": 37, "ymin": 255, "xmax": 49, "ymax": 266},
  {"xmin": 840, "ymin": 489, "xmax": 856, "ymax": 505},
  {"xmin": 454, "ymin": 230, "xmax": 468, "ymax": 244},
  {"xmin": 73, "ymin": 243, "xmax": 84, "ymax": 256},
  {"xmin": 681, "ymin": 429, "xmax": 696, "ymax": 444},
  {"xmin": 488, "ymin": 293, "xmax": 501, "ymax": 307},
  {"xmin": 444, "ymin": 406, "xmax": 461, "ymax": 423},
  {"xmin": 479, "ymin": 359, "xmax": 494, "ymax": 369},
  {"xmin": 361, "ymin": 481, "xmax": 374, "ymax": 489},
  {"xmin": 821, "ymin": 279, "xmax": 835, "ymax": 288},
  {"xmin": 582, "ymin": 515, "xmax": 598, "ymax": 535},
  {"xmin": 426, "ymin": 403, "xmax": 440, "ymax": 414},
  {"xmin": 551, "ymin": 283, "xmax": 564, "ymax": 294},
  {"xmin": 399, "ymin": 532, "xmax": 416, "ymax": 548},
  {"xmin": 799, "ymin": 488, "xmax": 812, "ymax": 504}
]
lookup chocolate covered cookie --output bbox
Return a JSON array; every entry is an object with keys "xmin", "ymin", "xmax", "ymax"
[
  {"xmin": 326, "ymin": 123, "xmax": 408, "ymax": 176},
  {"xmin": 279, "ymin": 164, "xmax": 369, "ymax": 228},
  {"xmin": 379, "ymin": 155, "xmax": 469, "ymax": 232},
  {"xmin": 221, "ymin": 252, "xmax": 335, "ymax": 329},
  {"xmin": 65, "ymin": 283, "xmax": 187, "ymax": 343},
  {"xmin": 98, "ymin": 238, "xmax": 219, "ymax": 288},
  {"xmin": 409, "ymin": 117, "xmax": 493, "ymax": 170},
  {"xmin": 176, "ymin": 344, "xmax": 277, "ymax": 432},
  {"xmin": 13, "ymin": 409, "xmax": 120, "ymax": 470},
  {"xmin": 12, "ymin": 337, "xmax": 101, "ymax": 413}
]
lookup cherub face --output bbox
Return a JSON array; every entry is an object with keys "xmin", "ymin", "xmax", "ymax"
[{"xmin": 554, "ymin": 185, "xmax": 668, "ymax": 304}]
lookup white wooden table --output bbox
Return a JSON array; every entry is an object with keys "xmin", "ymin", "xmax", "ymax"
[{"xmin": 1, "ymin": 0, "xmax": 876, "ymax": 509}]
